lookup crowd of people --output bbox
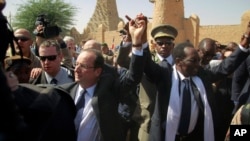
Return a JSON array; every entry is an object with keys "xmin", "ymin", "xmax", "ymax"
[{"xmin": 1, "ymin": 1, "xmax": 250, "ymax": 141}]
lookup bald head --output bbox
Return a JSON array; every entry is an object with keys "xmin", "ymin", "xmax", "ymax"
[
  {"xmin": 82, "ymin": 40, "xmax": 101, "ymax": 51},
  {"xmin": 198, "ymin": 38, "xmax": 216, "ymax": 52},
  {"xmin": 198, "ymin": 38, "xmax": 217, "ymax": 66},
  {"xmin": 13, "ymin": 28, "xmax": 33, "ymax": 57},
  {"xmin": 14, "ymin": 28, "xmax": 32, "ymax": 39}
]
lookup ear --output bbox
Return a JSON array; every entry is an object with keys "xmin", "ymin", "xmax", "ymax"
[
  {"xmin": 95, "ymin": 67, "xmax": 103, "ymax": 77},
  {"xmin": 57, "ymin": 53, "xmax": 63, "ymax": 61},
  {"xmin": 175, "ymin": 57, "xmax": 182, "ymax": 65}
]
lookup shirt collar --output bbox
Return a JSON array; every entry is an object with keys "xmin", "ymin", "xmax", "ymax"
[
  {"xmin": 45, "ymin": 67, "xmax": 63, "ymax": 82},
  {"xmin": 77, "ymin": 84, "xmax": 96, "ymax": 98},
  {"xmin": 156, "ymin": 53, "xmax": 173, "ymax": 65},
  {"xmin": 176, "ymin": 70, "xmax": 190, "ymax": 81}
]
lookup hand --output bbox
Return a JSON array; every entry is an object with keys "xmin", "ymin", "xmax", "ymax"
[
  {"xmin": 35, "ymin": 24, "xmax": 45, "ymax": 35},
  {"xmin": 30, "ymin": 68, "xmax": 42, "ymax": 79},
  {"xmin": 240, "ymin": 21, "xmax": 250, "ymax": 48},
  {"xmin": 128, "ymin": 13, "xmax": 147, "ymax": 46}
]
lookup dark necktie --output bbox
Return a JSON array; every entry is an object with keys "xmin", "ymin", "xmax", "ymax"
[
  {"xmin": 50, "ymin": 78, "xmax": 57, "ymax": 85},
  {"xmin": 76, "ymin": 90, "xmax": 87, "ymax": 111},
  {"xmin": 162, "ymin": 59, "xmax": 172, "ymax": 74},
  {"xmin": 178, "ymin": 79, "xmax": 191, "ymax": 135}
]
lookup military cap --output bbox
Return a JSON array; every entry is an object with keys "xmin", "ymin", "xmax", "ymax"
[
  {"xmin": 101, "ymin": 43, "xmax": 108, "ymax": 47},
  {"xmin": 4, "ymin": 55, "xmax": 31, "ymax": 70},
  {"xmin": 151, "ymin": 24, "xmax": 178, "ymax": 39}
]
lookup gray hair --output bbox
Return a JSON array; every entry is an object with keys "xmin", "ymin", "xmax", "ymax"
[{"xmin": 63, "ymin": 36, "xmax": 75, "ymax": 43}]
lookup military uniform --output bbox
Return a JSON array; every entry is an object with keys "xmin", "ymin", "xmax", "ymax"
[{"xmin": 134, "ymin": 24, "xmax": 178, "ymax": 141}]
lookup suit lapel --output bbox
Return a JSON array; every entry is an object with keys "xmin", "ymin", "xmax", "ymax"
[{"xmin": 70, "ymin": 84, "xmax": 78, "ymax": 100}]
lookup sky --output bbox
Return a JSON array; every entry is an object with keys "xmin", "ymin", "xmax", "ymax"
[{"xmin": 2, "ymin": 0, "xmax": 250, "ymax": 32}]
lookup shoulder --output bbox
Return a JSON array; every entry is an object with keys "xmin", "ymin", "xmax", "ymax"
[
  {"xmin": 58, "ymin": 82, "xmax": 77, "ymax": 89},
  {"xmin": 29, "ymin": 71, "xmax": 44, "ymax": 84},
  {"xmin": 61, "ymin": 66, "xmax": 74, "ymax": 78},
  {"xmin": 102, "ymin": 64, "xmax": 118, "ymax": 75}
]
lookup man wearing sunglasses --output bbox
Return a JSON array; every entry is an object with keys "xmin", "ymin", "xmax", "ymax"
[
  {"xmin": 150, "ymin": 24, "xmax": 177, "ymax": 67},
  {"xmin": 130, "ymin": 24, "xmax": 178, "ymax": 141},
  {"xmin": 29, "ymin": 40, "xmax": 74, "ymax": 85},
  {"xmin": 14, "ymin": 28, "xmax": 42, "ymax": 69}
]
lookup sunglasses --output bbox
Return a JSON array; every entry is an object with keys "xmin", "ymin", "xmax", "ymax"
[
  {"xmin": 39, "ymin": 55, "xmax": 57, "ymax": 61},
  {"xmin": 156, "ymin": 41, "xmax": 173, "ymax": 46},
  {"xmin": 15, "ymin": 36, "xmax": 30, "ymax": 42}
]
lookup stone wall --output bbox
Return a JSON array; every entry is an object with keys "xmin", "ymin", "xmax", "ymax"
[{"xmin": 200, "ymin": 25, "xmax": 242, "ymax": 45}]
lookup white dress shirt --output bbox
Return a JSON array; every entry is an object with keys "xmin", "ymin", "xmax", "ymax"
[{"xmin": 74, "ymin": 84, "xmax": 102, "ymax": 141}]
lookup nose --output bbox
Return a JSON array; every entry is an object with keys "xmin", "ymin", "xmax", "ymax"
[
  {"xmin": 43, "ymin": 58, "xmax": 51, "ymax": 64},
  {"xmin": 74, "ymin": 64, "xmax": 80, "ymax": 72}
]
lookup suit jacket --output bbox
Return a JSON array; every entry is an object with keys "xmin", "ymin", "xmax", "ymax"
[
  {"xmin": 144, "ymin": 47, "xmax": 249, "ymax": 141},
  {"xmin": 232, "ymin": 55, "xmax": 250, "ymax": 110},
  {"xmin": 60, "ymin": 53, "xmax": 145, "ymax": 141}
]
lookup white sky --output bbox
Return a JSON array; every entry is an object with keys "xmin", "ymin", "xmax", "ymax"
[{"xmin": 2, "ymin": 0, "xmax": 250, "ymax": 32}]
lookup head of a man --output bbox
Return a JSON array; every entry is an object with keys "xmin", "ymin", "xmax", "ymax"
[
  {"xmin": 5, "ymin": 55, "xmax": 32, "ymax": 83},
  {"xmin": 82, "ymin": 40, "xmax": 101, "ymax": 51},
  {"xmin": 63, "ymin": 36, "xmax": 76, "ymax": 51},
  {"xmin": 197, "ymin": 38, "xmax": 217, "ymax": 66},
  {"xmin": 74, "ymin": 48, "xmax": 104, "ymax": 88},
  {"xmin": 14, "ymin": 28, "xmax": 33, "ymax": 57},
  {"xmin": 173, "ymin": 42, "xmax": 200, "ymax": 77},
  {"xmin": 221, "ymin": 42, "xmax": 238, "ymax": 59},
  {"xmin": 101, "ymin": 43, "xmax": 109, "ymax": 55},
  {"xmin": 38, "ymin": 40, "xmax": 62, "ymax": 77},
  {"xmin": 151, "ymin": 24, "xmax": 178, "ymax": 58}
]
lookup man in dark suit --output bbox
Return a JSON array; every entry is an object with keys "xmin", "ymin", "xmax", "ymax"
[
  {"xmin": 231, "ymin": 55, "xmax": 250, "ymax": 112},
  {"xmin": 144, "ymin": 24, "xmax": 250, "ymax": 141},
  {"xmin": 59, "ymin": 13, "xmax": 147, "ymax": 141}
]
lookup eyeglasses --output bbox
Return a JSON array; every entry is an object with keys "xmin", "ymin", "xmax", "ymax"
[
  {"xmin": 156, "ymin": 41, "xmax": 173, "ymax": 46},
  {"xmin": 75, "ymin": 62, "xmax": 95, "ymax": 69},
  {"xmin": 15, "ymin": 36, "xmax": 30, "ymax": 42},
  {"xmin": 39, "ymin": 55, "xmax": 57, "ymax": 61}
]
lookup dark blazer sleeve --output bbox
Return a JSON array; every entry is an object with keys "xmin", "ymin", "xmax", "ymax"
[
  {"xmin": 116, "ymin": 42, "xmax": 132, "ymax": 69},
  {"xmin": 118, "ymin": 49, "xmax": 146, "ymax": 90},
  {"xmin": 208, "ymin": 47, "xmax": 249, "ymax": 83},
  {"xmin": 231, "ymin": 56, "xmax": 250, "ymax": 101}
]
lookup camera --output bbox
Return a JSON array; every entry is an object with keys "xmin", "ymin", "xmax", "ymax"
[{"xmin": 33, "ymin": 14, "xmax": 62, "ymax": 39}]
